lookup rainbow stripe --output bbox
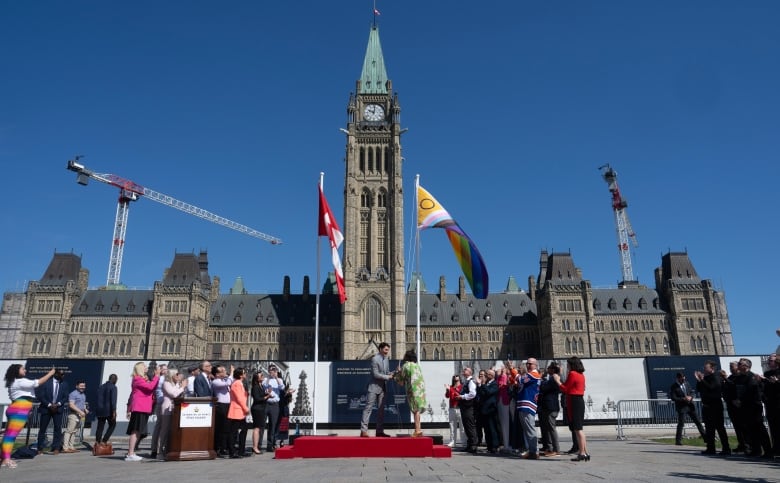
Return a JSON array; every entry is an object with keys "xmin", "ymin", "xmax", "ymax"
[
  {"xmin": 417, "ymin": 185, "xmax": 489, "ymax": 299},
  {"xmin": 2, "ymin": 398, "xmax": 33, "ymax": 460}
]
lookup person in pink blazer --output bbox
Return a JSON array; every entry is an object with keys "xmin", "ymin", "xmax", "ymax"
[
  {"xmin": 154, "ymin": 369, "xmax": 187, "ymax": 459},
  {"xmin": 125, "ymin": 362, "xmax": 160, "ymax": 461},
  {"xmin": 227, "ymin": 367, "xmax": 249, "ymax": 458}
]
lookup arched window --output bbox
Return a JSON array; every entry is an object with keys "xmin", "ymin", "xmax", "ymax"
[
  {"xmin": 619, "ymin": 338, "xmax": 625, "ymax": 354},
  {"xmin": 364, "ymin": 297, "xmax": 383, "ymax": 331}
]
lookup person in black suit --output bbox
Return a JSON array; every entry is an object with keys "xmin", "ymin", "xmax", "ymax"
[
  {"xmin": 477, "ymin": 369, "xmax": 500, "ymax": 453},
  {"xmin": 95, "ymin": 374, "xmax": 118, "ymax": 444},
  {"xmin": 670, "ymin": 372, "xmax": 705, "ymax": 445},
  {"xmin": 193, "ymin": 361, "xmax": 213, "ymax": 397},
  {"xmin": 36, "ymin": 369, "xmax": 69, "ymax": 454},
  {"xmin": 457, "ymin": 367, "xmax": 478, "ymax": 453},
  {"xmin": 694, "ymin": 361, "xmax": 730, "ymax": 455}
]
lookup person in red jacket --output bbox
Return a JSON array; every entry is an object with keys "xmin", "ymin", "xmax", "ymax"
[
  {"xmin": 444, "ymin": 374, "xmax": 463, "ymax": 447},
  {"xmin": 553, "ymin": 356, "xmax": 589, "ymax": 462}
]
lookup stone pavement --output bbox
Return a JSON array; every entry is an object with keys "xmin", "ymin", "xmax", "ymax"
[{"xmin": 3, "ymin": 428, "xmax": 778, "ymax": 483}]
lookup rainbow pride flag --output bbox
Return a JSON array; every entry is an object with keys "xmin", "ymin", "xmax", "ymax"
[{"xmin": 417, "ymin": 185, "xmax": 489, "ymax": 299}]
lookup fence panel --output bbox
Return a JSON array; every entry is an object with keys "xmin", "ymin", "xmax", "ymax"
[{"xmin": 615, "ymin": 399, "xmax": 734, "ymax": 440}]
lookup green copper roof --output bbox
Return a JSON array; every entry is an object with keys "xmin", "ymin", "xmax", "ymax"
[
  {"xmin": 230, "ymin": 276, "xmax": 247, "ymax": 295},
  {"xmin": 505, "ymin": 276, "xmax": 520, "ymax": 293},
  {"xmin": 359, "ymin": 25, "xmax": 388, "ymax": 94}
]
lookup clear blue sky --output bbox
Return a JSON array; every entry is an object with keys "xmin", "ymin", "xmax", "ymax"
[{"xmin": 1, "ymin": 2, "xmax": 778, "ymax": 355}]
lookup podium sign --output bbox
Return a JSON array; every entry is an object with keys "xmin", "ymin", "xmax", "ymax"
[{"xmin": 166, "ymin": 397, "xmax": 216, "ymax": 461}]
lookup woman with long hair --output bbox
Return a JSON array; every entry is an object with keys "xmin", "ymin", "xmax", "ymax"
[
  {"xmin": 157, "ymin": 369, "xmax": 187, "ymax": 459},
  {"xmin": 553, "ymin": 356, "xmax": 588, "ymax": 461},
  {"xmin": 125, "ymin": 362, "xmax": 160, "ymax": 461},
  {"xmin": 394, "ymin": 350, "xmax": 427, "ymax": 437},
  {"xmin": 249, "ymin": 371, "xmax": 270, "ymax": 454},
  {"xmin": 444, "ymin": 374, "xmax": 463, "ymax": 447},
  {"xmin": 2, "ymin": 365, "xmax": 56, "ymax": 469},
  {"xmin": 227, "ymin": 367, "xmax": 249, "ymax": 458}
]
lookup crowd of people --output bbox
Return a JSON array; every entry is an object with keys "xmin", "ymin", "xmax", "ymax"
[
  {"xmin": 2, "ymin": 351, "xmax": 777, "ymax": 469},
  {"xmin": 441, "ymin": 356, "xmax": 589, "ymax": 462},
  {"xmin": 1, "ymin": 360, "xmax": 295, "ymax": 468},
  {"xmin": 683, "ymin": 355, "xmax": 779, "ymax": 459}
]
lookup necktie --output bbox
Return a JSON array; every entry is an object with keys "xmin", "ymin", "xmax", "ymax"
[{"xmin": 53, "ymin": 381, "xmax": 59, "ymax": 401}]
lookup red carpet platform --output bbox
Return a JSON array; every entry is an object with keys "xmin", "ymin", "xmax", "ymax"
[{"xmin": 274, "ymin": 436, "xmax": 452, "ymax": 459}]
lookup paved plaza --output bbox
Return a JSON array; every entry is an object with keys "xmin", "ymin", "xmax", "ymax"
[{"xmin": 3, "ymin": 428, "xmax": 778, "ymax": 482}]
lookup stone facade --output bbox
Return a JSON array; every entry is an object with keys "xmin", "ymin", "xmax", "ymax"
[{"xmin": 10, "ymin": 25, "xmax": 735, "ymax": 362}]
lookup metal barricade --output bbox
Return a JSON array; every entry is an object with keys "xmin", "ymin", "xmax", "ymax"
[{"xmin": 615, "ymin": 399, "xmax": 730, "ymax": 440}]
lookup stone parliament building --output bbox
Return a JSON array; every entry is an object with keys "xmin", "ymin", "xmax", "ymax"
[{"xmin": 2, "ymin": 25, "xmax": 735, "ymax": 362}]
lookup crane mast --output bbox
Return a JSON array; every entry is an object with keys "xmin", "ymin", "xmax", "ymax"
[
  {"xmin": 67, "ymin": 157, "xmax": 282, "ymax": 286},
  {"xmin": 599, "ymin": 164, "xmax": 638, "ymax": 284}
]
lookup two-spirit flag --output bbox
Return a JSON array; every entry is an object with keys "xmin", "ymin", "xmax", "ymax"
[
  {"xmin": 417, "ymin": 185, "xmax": 489, "ymax": 299},
  {"xmin": 319, "ymin": 185, "xmax": 346, "ymax": 303}
]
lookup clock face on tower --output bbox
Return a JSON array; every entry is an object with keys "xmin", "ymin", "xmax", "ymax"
[{"xmin": 363, "ymin": 104, "xmax": 385, "ymax": 121}]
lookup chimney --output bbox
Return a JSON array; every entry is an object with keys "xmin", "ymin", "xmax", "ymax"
[
  {"xmin": 439, "ymin": 276, "xmax": 446, "ymax": 302},
  {"xmin": 459, "ymin": 276, "xmax": 466, "ymax": 302},
  {"xmin": 528, "ymin": 275, "xmax": 536, "ymax": 301},
  {"xmin": 283, "ymin": 275, "xmax": 291, "ymax": 302},
  {"xmin": 302, "ymin": 276, "xmax": 310, "ymax": 302}
]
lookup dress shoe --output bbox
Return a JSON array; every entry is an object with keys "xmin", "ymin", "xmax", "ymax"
[
  {"xmin": 564, "ymin": 447, "xmax": 578, "ymax": 455},
  {"xmin": 719, "ymin": 449, "xmax": 732, "ymax": 456},
  {"xmin": 150, "ymin": 451, "xmax": 157, "ymax": 459},
  {"xmin": 701, "ymin": 449, "xmax": 717, "ymax": 455},
  {"xmin": 375, "ymin": 432, "xmax": 391, "ymax": 437},
  {"xmin": 360, "ymin": 431, "xmax": 369, "ymax": 438},
  {"xmin": 675, "ymin": 441, "xmax": 683, "ymax": 446},
  {"xmin": 522, "ymin": 452, "xmax": 539, "ymax": 460},
  {"xmin": 52, "ymin": 449, "xmax": 60, "ymax": 455},
  {"xmin": 543, "ymin": 451, "xmax": 560, "ymax": 457}
]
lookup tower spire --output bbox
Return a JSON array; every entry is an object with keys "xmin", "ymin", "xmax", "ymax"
[{"xmin": 359, "ymin": 24, "xmax": 388, "ymax": 94}]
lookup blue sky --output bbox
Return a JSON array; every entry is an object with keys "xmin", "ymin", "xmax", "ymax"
[{"xmin": 1, "ymin": 2, "xmax": 778, "ymax": 355}]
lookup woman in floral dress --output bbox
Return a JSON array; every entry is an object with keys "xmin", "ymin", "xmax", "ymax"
[{"xmin": 395, "ymin": 350, "xmax": 427, "ymax": 437}]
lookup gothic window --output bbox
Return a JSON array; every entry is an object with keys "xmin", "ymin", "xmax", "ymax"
[
  {"xmin": 361, "ymin": 189, "xmax": 371, "ymax": 208},
  {"xmin": 690, "ymin": 336, "xmax": 696, "ymax": 352},
  {"xmin": 434, "ymin": 348, "xmax": 439, "ymax": 360},
  {"xmin": 703, "ymin": 337, "xmax": 709, "ymax": 351},
  {"xmin": 619, "ymin": 338, "xmax": 625, "ymax": 354},
  {"xmin": 484, "ymin": 312, "xmax": 491, "ymax": 322},
  {"xmin": 566, "ymin": 338, "xmax": 571, "ymax": 353},
  {"xmin": 368, "ymin": 146, "xmax": 374, "ymax": 171},
  {"xmin": 378, "ymin": 189, "xmax": 387, "ymax": 207},
  {"xmin": 644, "ymin": 338, "xmax": 651, "ymax": 352},
  {"xmin": 623, "ymin": 298, "xmax": 632, "ymax": 310},
  {"xmin": 359, "ymin": 147, "xmax": 365, "ymax": 173},
  {"xmin": 608, "ymin": 298, "xmax": 617, "ymax": 310},
  {"xmin": 651, "ymin": 338, "xmax": 657, "ymax": 353},
  {"xmin": 593, "ymin": 299, "xmax": 602, "ymax": 311},
  {"xmin": 230, "ymin": 348, "xmax": 236, "ymax": 359},
  {"xmin": 364, "ymin": 297, "xmax": 383, "ymax": 331},
  {"xmin": 95, "ymin": 302, "xmax": 104, "ymax": 312},
  {"xmin": 32, "ymin": 339, "xmax": 39, "ymax": 353},
  {"xmin": 120, "ymin": 340, "xmax": 125, "ymax": 355},
  {"xmin": 110, "ymin": 340, "xmax": 116, "ymax": 354},
  {"xmin": 638, "ymin": 298, "xmax": 647, "ymax": 310},
  {"xmin": 452, "ymin": 313, "xmax": 459, "ymax": 323},
  {"xmin": 629, "ymin": 338, "xmax": 635, "ymax": 353}
]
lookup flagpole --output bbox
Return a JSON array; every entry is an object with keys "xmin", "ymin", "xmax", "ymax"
[
  {"xmin": 313, "ymin": 172, "xmax": 324, "ymax": 435},
  {"xmin": 415, "ymin": 174, "xmax": 421, "ymax": 362}
]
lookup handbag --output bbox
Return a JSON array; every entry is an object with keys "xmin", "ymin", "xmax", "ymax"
[{"xmin": 92, "ymin": 442, "xmax": 114, "ymax": 456}]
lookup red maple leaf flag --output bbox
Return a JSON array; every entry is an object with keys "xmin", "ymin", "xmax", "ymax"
[{"xmin": 318, "ymin": 185, "xmax": 346, "ymax": 303}]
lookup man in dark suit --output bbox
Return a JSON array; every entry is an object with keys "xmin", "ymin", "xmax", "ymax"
[
  {"xmin": 694, "ymin": 361, "xmax": 730, "ymax": 455},
  {"xmin": 95, "ymin": 374, "xmax": 118, "ymax": 444},
  {"xmin": 360, "ymin": 342, "xmax": 395, "ymax": 437},
  {"xmin": 670, "ymin": 372, "xmax": 705, "ymax": 445},
  {"xmin": 193, "ymin": 360, "xmax": 213, "ymax": 397},
  {"xmin": 477, "ymin": 369, "xmax": 499, "ymax": 453},
  {"xmin": 36, "ymin": 369, "xmax": 69, "ymax": 454}
]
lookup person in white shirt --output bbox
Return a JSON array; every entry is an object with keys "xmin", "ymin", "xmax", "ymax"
[{"xmin": 3, "ymin": 365, "xmax": 56, "ymax": 469}]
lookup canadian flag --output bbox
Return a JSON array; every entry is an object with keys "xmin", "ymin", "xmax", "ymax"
[{"xmin": 318, "ymin": 185, "xmax": 346, "ymax": 303}]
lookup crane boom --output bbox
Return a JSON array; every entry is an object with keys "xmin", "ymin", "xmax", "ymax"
[
  {"xmin": 67, "ymin": 157, "xmax": 282, "ymax": 286},
  {"xmin": 599, "ymin": 164, "xmax": 638, "ymax": 283}
]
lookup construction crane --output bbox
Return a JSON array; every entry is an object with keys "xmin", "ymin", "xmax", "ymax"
[
  {"xmin": 67, "ymin": 156, "xmax": 282, "ymax": 286},
  {"xmin": 599, "ymin": 164, "xmax": 638, "ymax": 284}
]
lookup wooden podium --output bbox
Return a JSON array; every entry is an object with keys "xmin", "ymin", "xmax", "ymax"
[{"xmin": 166, "ymin": 397, "xmax": 216, "ymax": 461}]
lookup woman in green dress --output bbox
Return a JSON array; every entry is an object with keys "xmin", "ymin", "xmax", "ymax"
[{"xmin": 395, "ymin": 350, "xmax": 427, "ymax": 437}]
